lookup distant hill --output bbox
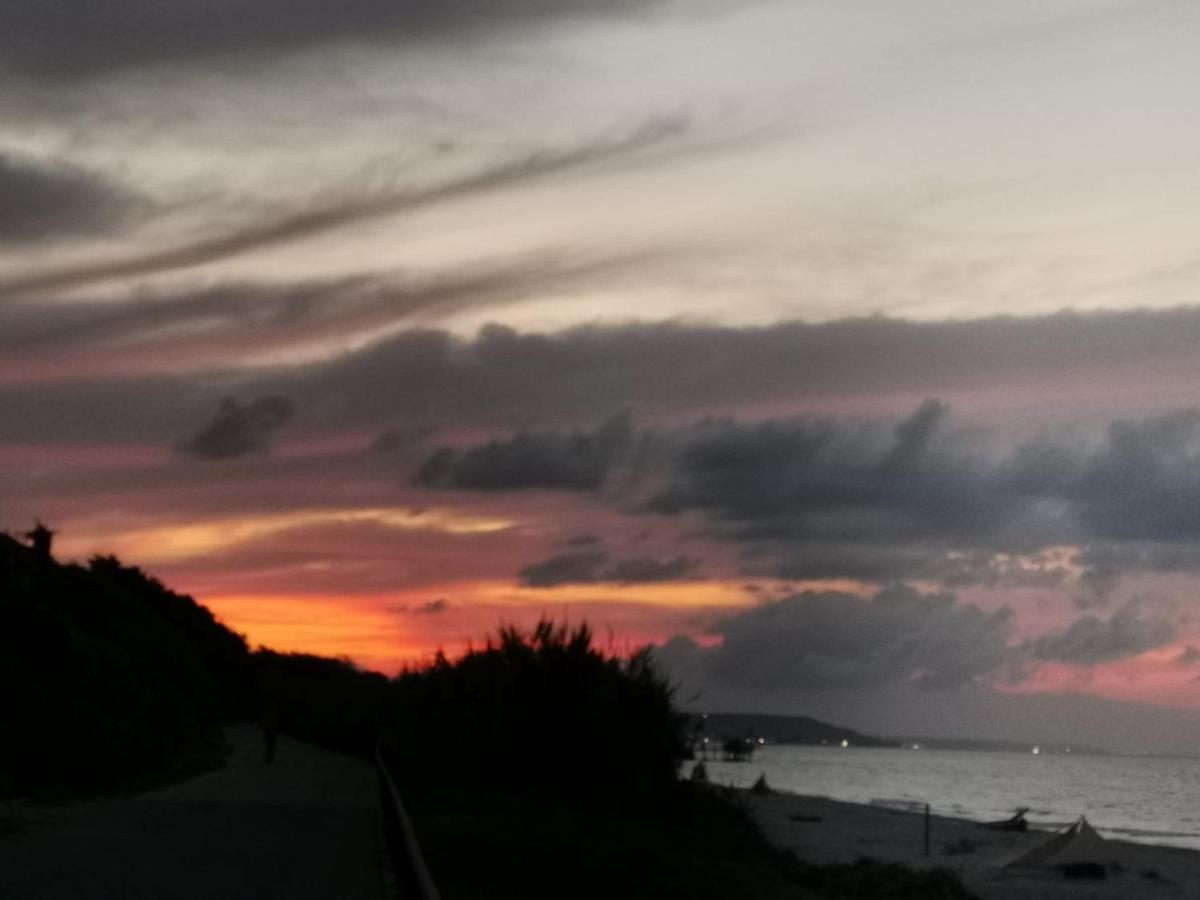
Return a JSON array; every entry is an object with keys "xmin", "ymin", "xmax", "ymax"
[{"xmin": 691, "ymin": 712, "xmax": 898, "ymax": 748}]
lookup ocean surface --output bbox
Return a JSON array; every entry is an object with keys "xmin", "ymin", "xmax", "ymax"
[{"xmin": 687, "ymin": 744, "xmax": 1200, "ymax": 850}]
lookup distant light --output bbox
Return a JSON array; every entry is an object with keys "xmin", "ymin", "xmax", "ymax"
[
  {"xmin": 840, "ymin": 739, "xmax": 849, "ymax": 749},
  {"xmin": 757, "ymin": 737, "xmax": 765, "ymax": 745},
  {"xmin": 911, "ymin": 743, "xmax": 920, "ymax": 750},
  {"xmin": 1031, "ymin": 745, "xmax": 1040, "ymax": 755},
  {"xmin": 702, "ymin": 737, "xmax": 709, "ymax": 744}
]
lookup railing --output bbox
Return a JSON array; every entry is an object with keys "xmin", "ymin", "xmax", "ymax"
[{"xmin": 375, "ymin": 741, "xmax": 442, "ymax": 900}]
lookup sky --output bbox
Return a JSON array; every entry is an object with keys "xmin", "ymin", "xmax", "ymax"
[{"xmin": 9, "ymin": 0, "xmax": 1200, "ymax": 752}]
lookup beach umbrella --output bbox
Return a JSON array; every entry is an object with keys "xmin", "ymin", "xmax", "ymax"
[{"xmin": 1002, "ymin": 816, "xmax": 1110, "ymax": 870}]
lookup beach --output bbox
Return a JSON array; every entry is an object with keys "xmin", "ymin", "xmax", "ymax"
[{"xmin": 745, "ymin": 789, "xmax": 1200, "ymax": 899}]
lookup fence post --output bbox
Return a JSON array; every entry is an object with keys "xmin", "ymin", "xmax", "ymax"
[{"xmin": 924, "ymin": 803, "xmax": 931, "ymax": 858}]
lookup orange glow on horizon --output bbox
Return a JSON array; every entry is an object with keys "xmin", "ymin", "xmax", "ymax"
[
  {"xmin": 199, "ymin": 577, "xmax": 768, "ymax": 674},
  {"xmin": 203, "ymin": 594, "xmax": 423, "ymax": 669},
  {"xmin": 452, "ymin": 579, "xmax": 753, "ymax": 609}
]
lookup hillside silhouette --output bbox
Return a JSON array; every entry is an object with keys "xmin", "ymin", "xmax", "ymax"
[{"xmin": 0, "ymin": 532, "xmax": 251, "ymax": 789}]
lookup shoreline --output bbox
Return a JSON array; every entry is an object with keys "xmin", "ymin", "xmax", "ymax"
[{"xmin": 741, "ymin": 787, "xmax": 1200, "ymax": 899}]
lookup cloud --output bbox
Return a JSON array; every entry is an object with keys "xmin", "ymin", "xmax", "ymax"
[
  {"xmin": 644, "ymin": 401, "xmax": 1045, "ymax": 583},
  {"xmin": 659, "ymin": 585, "xmax": 1015, "ymax": 692},
  {"xmin": 0, "ymin": 0, "xmax": 661, "ymax": 80},
  {"xmin": 415, "ymin": 598, "xmax": 449, "ymax": 615},
  {"xmin": 641, "ymin": 399, "xmax": 1200, "ymax": 586},
  {"xmin": 372, "ymin": 426, "xmax": 437, "ymax": 455},
  {"xmin": 1176, "ymin": 645, "xmax": 1200, "ymax": 667},
  {"xmin": 518, "ymin": 551, "xmax": 608, "ymax": 586},
  {"xmin": 651, "ymin": 399, "xmax": 999, "ymax": 539},
  {"xmin": 14, "ymin": 310, "xmax": 1200, "ymax": 591},
  {"xmin": 605, "ymin": 554, "xmax": 697, "ymax": 583},
  {"xmin": 0, "ymin": 153, "xmax": 136, "ymax": 245},
  {"xmin": 1072, "ymin": 410, "xmax": 1200, "ymax": 542},
  {"xmin": 1029, "ymin": 601, "xmax": 1176, "ymax": 665},
  {"xmin": 0, "ymin": 118, "xmax": 686, "ymax": 299},
  {"xmin": 518, "ymin": 548, "xmax": 697, "ymax": 587},
  {"xmin": 0, "ymin": 253, "xmax": 669, "ymax": 374},
  {"xmin": 177, "ymin": 396, "xmax": 296, "ymax": 460},
  {"xmin": 260, "ymin": 308, "xmax": 1200, "ymax": 435},
  {"xmin": 416, "ymin": 410, "xmax": 634, "ymax": 491}
]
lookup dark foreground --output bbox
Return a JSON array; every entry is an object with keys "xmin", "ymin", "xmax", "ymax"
[
  {"xmin": 0, "ymin": 726, "xmax": 381, "ymax": 900},
  {"xmin": 408, "ymin": 783, "xmax": 978, "ymax": 900}
]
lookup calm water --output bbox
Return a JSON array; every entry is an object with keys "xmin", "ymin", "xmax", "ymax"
[{"xmin": 688, "ymin": 744, "xmax": 1200, "ymax": 850}]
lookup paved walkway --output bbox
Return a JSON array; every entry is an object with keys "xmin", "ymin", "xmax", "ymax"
[{"xmin": 0, "ymin": 726, "xmax": 383, "ymax": 899}]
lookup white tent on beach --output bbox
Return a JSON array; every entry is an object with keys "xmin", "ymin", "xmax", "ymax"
[{"xmin": 1002, "ymin": 816, "xmax": 1111, "ymax": 870}]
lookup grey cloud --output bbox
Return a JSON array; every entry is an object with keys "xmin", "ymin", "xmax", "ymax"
[
  {"xmin": 647, "ymin": 399, "xmax": 1200, "ymax": 586},
  {"xmin": 518, "ymin": 551, "xmax": 608, "ymax": 587},
  {"xmin": 605, "ymin": 554, "xmax": 696, "ymax": 584},
  {"xmin": 0, "ymin": 118, "xmax": 685, "ymax": 299},
  {"xmin": 882, "ymin": 397, "xmax": 949, "ymax": 471},
  {"xmin": 1074, "ymin": 542, "xmax": 1200, "ymax": 602},
  {"xmin": 0, "ymin": 153, "xmax": 136, "ymax": 244},
  {"xmin": 177, "ymin": 395, "xmax": 296, "ymax": 460},
  {"xmin": 16, "ymin": 309, "xmax": 1200, "ymax": 593},
  {"xmin": 372, "ymin": 426, "xmax": 437, "ymax": 455},
  {"xmin": 1073, "ymin": 410, "xmax": 1200, "ymax": 542},
  {"xmin": 0, "ymin": 0, "xmax": 659, "ymax": 80},
  {"xmin": 1176, "ymin": 645, "xmax": 1200, "ymax": 667},
  {"xmin": 764, "ymin": 542, "xmax": 1072, "ymax": 589},
  {"xmin": 647, "ymin": 401, "xmax": 1040, "ymax": 583},
  {"xmin": 1029, "ymin": 602, "xmax": 1176, "ymax": 665},
  {"xmin": 565, "ymin": 534, "xmax": 602, "ymax": 548},
  {"xmin": 278, "ymin": 307, "xmax": 1200, "ymax": 433},
  {"xmin": 518, "ymin": 549, "xmax": 697, "ymax": 587},
  {"xmin": 686, "ymin": 585, "xmax": 1014, "ymax": 691},
  {"xmin": 415, "ymin": 598, "xmax": 449, "ymax": 615},
  {"xmin": 416, "ymin": 410, "xmax": 634, "ymax": 491}
]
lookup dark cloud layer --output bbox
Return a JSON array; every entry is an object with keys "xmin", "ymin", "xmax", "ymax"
[
  {"xmin": 0, "ymin": 0, "xmax": 657, "ymax": 80},
  {"xmin": 177, "ymin": 395, "xmax": 295, "ymax": 460},
  {"xmin": 518, "ymin": 549, "xmax": 696, "ymax": 587},
  {"xmin": 284, "ymin": 307, "xmax": 1200, "ymax": 430},
  {"xmin": 12, "ymin": 309, "xmax": 1200, "ymax": 590},
  {"xmin": 0, "ymin": 153, "xmax": 135, "ymax": 244},
  {"xmin": 1029, "ymin": 602, "xmax": 1176, "ymax": 665},
  {"xmin": 652, "ymin": 587, "xmax": 1179, "ymax": 739},
  {"xmin": 659, "ymin": 586, "xmax": 1014, "ymax": 692},
  {"xmin": 648, "ymin": 400, "xmax": 1045, "ymax": 582},
  {"xmin": 416, "ymin": 411, "xmax": 634, "ymax": 491},
  {"xmin": 405, "ymin": 386, "xmax": 1200, "ymax": 588},
  {"xmin": 648, "ymin": 404, "xmax": 1200, "ymax": 586},
  {"xmin": 651, "ymin": 399, "xmax": 996, "ymax": 539}
]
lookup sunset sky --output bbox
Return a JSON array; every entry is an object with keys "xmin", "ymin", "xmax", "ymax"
[{"xmin": 9, "ymin": 0, "xmax": 1200, "ymax": 751}]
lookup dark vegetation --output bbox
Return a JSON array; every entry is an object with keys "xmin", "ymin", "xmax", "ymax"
[
  {"xmin": 1, "ymin": 537, "xmax": 250, "ymax": 790},
  {"xmin": 384, "ymin": 622, "xmax": 685, "ymax": 806},
  {"xmin": 0, "ymin": 530, "xmax": 977, "ymax": 898}
]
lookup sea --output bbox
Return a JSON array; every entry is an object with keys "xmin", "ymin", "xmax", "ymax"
[{"xmin": 686, "ymin": 744, "xmax": 1200, "ymax": 851}]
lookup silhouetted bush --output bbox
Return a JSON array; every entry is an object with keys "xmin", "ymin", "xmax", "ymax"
[
  {"xmin": 384, "ymin": 621, "xmax": 688, "ymax": 807},
  {"xmin": 0, "ymin": 541, "xmax": 251, "ymax": 790}
]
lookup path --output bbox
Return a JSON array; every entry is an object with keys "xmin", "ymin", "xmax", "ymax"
[{"xmin": 0, "ymin": 725, "xmax": 383, "ymax": 899}]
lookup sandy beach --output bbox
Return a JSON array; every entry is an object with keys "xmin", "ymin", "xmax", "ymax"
[{"xmin": 745, "ymin": 788, "xmax": 1200, "ymax": 899}]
